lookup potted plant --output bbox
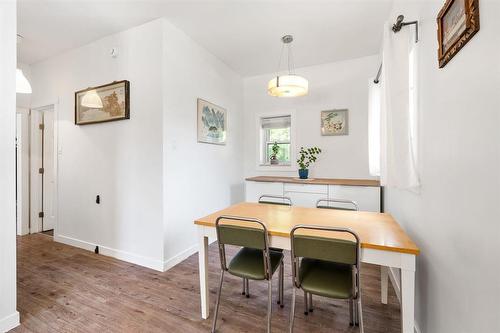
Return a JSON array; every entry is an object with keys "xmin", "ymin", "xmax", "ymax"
[
  {"xmin": 270, "ymin": 142, "xmax": 280, "ymax": 165},
  {"xmin": 296, "ymin": 146, "xmax": 322, "ymax": 179}
]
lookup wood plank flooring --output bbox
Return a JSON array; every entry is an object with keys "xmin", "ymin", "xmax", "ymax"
[{"xmin": 12, "ymin": 234, "xmax": 401, "ymax": 333}]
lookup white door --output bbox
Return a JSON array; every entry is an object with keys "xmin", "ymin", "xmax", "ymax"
[
  {"xmin": 30, "ymin": 106, "xmax": 56, "ymax": 233},
  {"xmin": 42, "ymin": 111, "xmax": 56, "ymax": 231}
]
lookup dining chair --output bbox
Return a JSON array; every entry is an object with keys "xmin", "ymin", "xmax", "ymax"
[
  {"xmin": 316, "ymin": 198, "xmax": 359, "ymax": 211},
  {"xmin": 212, "ymin": 215, "xmax": 285, "ymax": 333},
  {"xmin": 258, "ymin": 194, "xmax": 293, "ymax": 206},
  {"xmin": 235, "ymin": 194, "xmax": 292, "ymax": 303},
  {"xmin": 289, "ymin": 225, "xmax": 364, "ymax": 333}
]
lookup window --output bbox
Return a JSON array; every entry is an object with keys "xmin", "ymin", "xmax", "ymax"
[{"xmin": 260, "ymin": 115, "xmax": 291, "ymax": 165}]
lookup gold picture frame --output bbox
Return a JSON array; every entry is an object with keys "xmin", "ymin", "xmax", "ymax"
[
  {"xmin": 75, "ymin": 80, "xmax": 130, "ymax": 125},
  {"xmin": 437, "ymin": 0, "xmax": 480, "ymax": 68}
]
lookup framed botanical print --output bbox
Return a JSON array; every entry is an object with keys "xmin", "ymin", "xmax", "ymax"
[
  {"xmin": 437, "ymin": 0, "xmax": 480, "ymax": 68},
  {"xmin": 75, "ymin": 80, "xmax": 130, "ymax": 125},
  {"xmin": 321, "ymin": 109, "xmax": 348, "ymax": 136},
  {"xmin": 197, "ymin": 98, "xmax": 227, "ymax": 145}
]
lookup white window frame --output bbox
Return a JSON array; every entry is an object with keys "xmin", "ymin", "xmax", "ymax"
[{"xmin": 255, "ymin": 111, "xmax": 296, "ymax": 172}]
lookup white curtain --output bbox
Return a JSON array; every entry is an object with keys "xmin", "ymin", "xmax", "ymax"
[
  {"xmin": 380, "ymin": 22, "xmax": 420, "ymax": 190},
  {"xmin": 368, "ymin": 78, "xmax": 381, "ymax": 176}
]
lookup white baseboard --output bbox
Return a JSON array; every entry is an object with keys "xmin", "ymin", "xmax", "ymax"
[
  {"xmin": 162, "ymin": 244, "xmax": 198, "ymax": 272},
  {"xmin": 54, "ymin": 234, "xmax": 164, "ymax": 272},
  {"xmin": 388, "ymin": 267, "xmax": 401, "ymax": 303},
  {"xmin": 0, "ymin": 311, "xmax": 19, "ymax": 333}
]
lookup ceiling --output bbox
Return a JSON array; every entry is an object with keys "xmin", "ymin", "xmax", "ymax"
[{"xmin": 18, "ymin": 0, "xmax": 393, "ymax": 76}]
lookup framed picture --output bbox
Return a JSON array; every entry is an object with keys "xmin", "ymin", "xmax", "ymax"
[
  {"xmin": 197, "ymin": 98, "xmax": 227, "ymax": 145},
  {"xmin": 75, "ymin": 80, "xmax": 130, "ymax": 125},
  {"xmin": 321, "ymin": 109, "xmax": 348, "ymax": 136},
  {"xmin": 437, "ymin": 0, "xmax": 480, "ymax": 68}
]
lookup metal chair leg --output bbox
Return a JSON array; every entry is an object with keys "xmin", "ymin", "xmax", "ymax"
[
  {"xmin": 245, "ymin": 278, "xmax": 250, "ymax": 298},
  {"xmin": 242, "ymin": 278, "xmax": 246, "ymax": 295},
  {"xmin": 267, "ymin": 279, "xmax": 272, "ymax": 333},
  {"xmin": 278, "ymin": 262, "xmax": 284, "ymax": 307},
  {"xmin": 303, "ymin": 290, "xmax": 309, "ymax": 315},
  {"xmin": 289, "ymin": 286, "xmax": 296, "ymax": 333},
  {"xmin": 308, "ymin": 292, "xmax": 313, "ymax": 312},
  {"xmin": 358, "ymin": 298, "xmax": 364, "ymax": 333},
  {"xmin": 349, "ymin": 299, "xmax": 354, "ymax": 326},
  {"xmin": 211, "ymin": 270, "xmax": 225, "ymax": 333}
]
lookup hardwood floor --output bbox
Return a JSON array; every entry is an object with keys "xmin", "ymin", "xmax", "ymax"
[{"xmin": 12, "ymin": 234, "xmax": 401, "ymax": 332}]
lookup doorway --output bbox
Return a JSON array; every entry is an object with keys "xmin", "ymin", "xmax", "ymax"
[
  {"xmin": 16, "ymin": 105, "xmax": 57, "ymax": 235},
  {"xmin": 31, "ymin": 105, "xmax": 56, "ymax": 234}
]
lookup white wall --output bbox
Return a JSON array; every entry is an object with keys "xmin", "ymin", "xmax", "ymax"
[
  {"xmin": 384, "ymin": 1, "xmax": 500, "ymax": 332},
  {"xmin": 0, "ymin": 1, "xmax": 20, "ymax": 331},
  {"xmin": 30, "ymin": 20, "xmax": 165, "ymax": 270},
  {"xmin": 162, "ymin": 20, "xmax": 244, "ymax": 268},
  {"xmin": 243, "ymin": 55, "xmax": 379, "ymax": 179}
]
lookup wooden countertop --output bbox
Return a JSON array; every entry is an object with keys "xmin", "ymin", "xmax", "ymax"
[
  {"xmin": 246, "ymin": 176, "xmax": 380, "ymax": 187},
  {"xmin": 195, "ymin": 202, "xmax": 419, "ymax": 255}
]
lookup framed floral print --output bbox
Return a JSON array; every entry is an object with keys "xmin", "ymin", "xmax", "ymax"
[
  {"xmin": 197, "ymin": 98, "xmax": 227, "ymax": 145},
  {"xmin": 321, "ymin": 109, "xmax": 349, "ymax": 136}
]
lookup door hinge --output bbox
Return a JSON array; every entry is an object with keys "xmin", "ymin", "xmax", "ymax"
[
  {"xmin": 39, "ymin": 123, "xmax": 45, "ymax": 130},
  {"xmin": 38, "ymin": 212, "xmax": 44, "ymax": 218},
  {"xmin": 38, "ymin": 167, "xmax": 44, "ymax": 174}
]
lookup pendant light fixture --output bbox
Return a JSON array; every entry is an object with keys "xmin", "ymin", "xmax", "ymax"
[
  {"xmin": 268, "ymin": 35, "xmax": 308, "ymax": 97},
  {"xmin": 16, "ymin": 34, "xmax": 32, "ymax": 94},
  {"xmin": 16, "ymin": 68, "xmax": 32, "ymax": 94},
  {"xmin": 81, "ymin": 90, "xmax": 103, "ymax": 108}
]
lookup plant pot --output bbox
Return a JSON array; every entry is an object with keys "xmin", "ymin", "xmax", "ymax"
[
  {"xmin": 298, "ymin": 169, "xmax": 309, "ymax": 179},
  {"xmin": 270, "ymin": 156, "xmax": 279, "ymax": 165}
]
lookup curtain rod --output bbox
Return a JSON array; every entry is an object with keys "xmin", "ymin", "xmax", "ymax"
[{"xmin": 373, "ymin": 15, "xmax": 419, "ymax": 84}]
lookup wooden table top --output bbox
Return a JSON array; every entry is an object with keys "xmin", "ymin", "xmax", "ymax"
[
  {"xmin": 245, "ymin": 176, "xmax": 380, "ymax": 187},
  {"xmin": 195, "ymin": 202, "xmax": 419, "ymax": 255}
]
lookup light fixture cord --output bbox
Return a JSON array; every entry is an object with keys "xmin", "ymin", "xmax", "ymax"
[{"xmin": 276, "ymin": 42, "xmax": 285, "ymax": 77}]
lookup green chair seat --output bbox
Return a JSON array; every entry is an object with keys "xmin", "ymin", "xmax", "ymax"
[
  {"xmin": 228, "ymin": 248, "xmax": 283, "ymax": 280},
  {"xmin": 299, "ymin": 258, "xmax": 353, "ymax": 299}
]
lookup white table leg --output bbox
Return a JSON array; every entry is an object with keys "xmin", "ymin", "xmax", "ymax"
[
  {"xmin": 381, "ymin": 266, "xmax": 389, "ymax": 304},
  {"xmin": 198, "ymin": 232, "xmax": 209, "ymax": 319},
  {"xmin": 401, "ymin": 255, "xmax": 416, "ymax": 333}
]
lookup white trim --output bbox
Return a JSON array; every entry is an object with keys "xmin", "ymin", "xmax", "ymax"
[
  {"xmin": 255, "ymin": 110, "xmax": 297, "ymax": 172},
  {"xmin": 162, "ymin": 244, "xmax": 198, "ymax": 272},
  {"xmin": 389, "ymin": 267, "xmax": 401, "ymax": 303},
  {"xmin": 54, "ymin": 234, "xmax": 164, "ymax": 271},
  {"xmin": 0, "ymin": 311, "xmax": 19, "ymax": 333}
]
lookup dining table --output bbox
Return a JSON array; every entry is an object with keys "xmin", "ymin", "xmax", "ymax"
[{"xmin": 194, "ymin": 202, "xmax": 420, "ymax": 333}]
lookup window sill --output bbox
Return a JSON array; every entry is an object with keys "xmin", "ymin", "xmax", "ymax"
[{"xmin": 256, "ymin": 164, "xmax": 296, "ymax": 172}]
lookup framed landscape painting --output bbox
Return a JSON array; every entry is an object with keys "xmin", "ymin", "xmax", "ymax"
[
  {"xmin": 75, "ymin": 80, "xmax": 130, "ymax": 125},
  {"xmin": 321, "ymin": 109, "xmax": 349, "ymax": 136},
  {"xmin": 437, "ymin": 0, "xmax": 480, "ymax": 68},
  {"xmin": 197, "ymin": 98, "xmax": 227, "ymax": 145}
]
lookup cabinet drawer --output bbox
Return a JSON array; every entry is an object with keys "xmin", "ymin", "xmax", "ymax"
[
  {"xmin": 245, "ymin": 181, "xmax": 284, "ymax": 202},
  {"xmin": 284, "ymin": 183, "xmax": 327, "ymax": 194},
  {"xmin": 328, "ymin": 185, "xmax": 380, "ymax": 212}
]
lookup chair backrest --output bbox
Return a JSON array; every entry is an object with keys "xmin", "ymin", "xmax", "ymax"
[
  {"xmin": 215, "ymin": 215, "xmax": 272, "ymax": 278},
  {"xmin": 316, "ymin": 198, "xmax": 358, "ymax": 211},
  {"xmin": 290, "ymin": 225, "xmax": 361, "ymax": 292},
  {"xmin": 258, "ymin": 194, "xmax": 293, "ymax": 206}
]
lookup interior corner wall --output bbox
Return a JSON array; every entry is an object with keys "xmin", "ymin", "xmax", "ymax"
[
  {"xmin": 0, "ymin": 1, "xmax": 20, "ymax": 331},
  {"xmin": 29, "ymin": 19, "xmax": 165, "ymax": 270},
  {"xmin": 384, "ymin": 1, "xmax": 500, "ymax": 332},
  {"xmin": 242, "ymin": 55, "xmax": 380, "ymax": 179},
  {"xmin": 16, "ymin": 62, "xmax": 32, "ymax": 108},
  {"xmin": 162, "ymin": 20, "xmax": 244, "ymax": 268}
]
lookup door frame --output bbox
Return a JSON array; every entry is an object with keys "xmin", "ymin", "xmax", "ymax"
[{"xmin": 30, "ymin": 102, "xmax": 59, "ymax": 234}]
